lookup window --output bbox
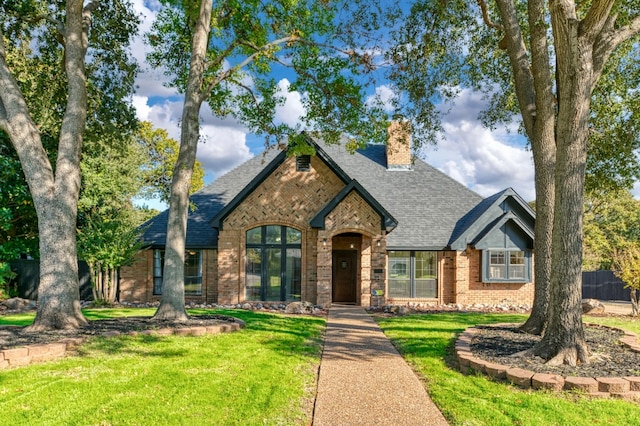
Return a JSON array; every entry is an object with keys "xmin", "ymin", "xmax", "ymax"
[
  {"xmin": 153, "ymin": 250, "xmax": 202, "ymax": 296},
  {"xmin": 484, "ymin": 250, "xmax": 530, "ymax": 282},
  {"xmin": 388, "ymin": 251, "xmax": 437, "ymax": 298},
  {"xmin": 246, "ymin": 225, "xmax": 302, "ymax": 301}
]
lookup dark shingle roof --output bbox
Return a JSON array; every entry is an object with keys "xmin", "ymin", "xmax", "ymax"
[
  {"xmin": 313, "ymin": 138, "xmax": 484, "ymax": 249},
  {"xmin": 140, "ymin": 135, "xmax": 530, "ymax": 251},
  {"xmin": 140, "ymin": 149, "xmax": 281, "ymax": 247}
]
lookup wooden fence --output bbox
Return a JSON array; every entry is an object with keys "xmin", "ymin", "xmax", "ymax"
[
  {"xmin": 9, "ymin": 260, "xmax": 93, "ymax": 301},
  {"xmin": 582, "ymin": 270, "xmax": 630, "ymax": 301}
]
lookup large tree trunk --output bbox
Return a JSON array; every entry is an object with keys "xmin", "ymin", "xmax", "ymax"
[
  {"xmin": 532, "ymin": 2, "xmax": 592, "ymax": 365},
  {"xmin": 518, "ymin": 0, "xmax": 555, "ymax": 335},
  {"xmin": 0, "ymin": 1, "xmax": 92, "ymax": 330},
  {"xmin": 153, "ymin": 0, "xmax": 212, "ymax": 321},
  {"xmin": 631, "ymin": 289, "xmax": 639, "ymax": 317}
]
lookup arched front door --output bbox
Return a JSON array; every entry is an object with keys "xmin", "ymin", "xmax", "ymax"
[{"xmin": 332, "ymin": 250, "xmax": 357, "ymax": 304}]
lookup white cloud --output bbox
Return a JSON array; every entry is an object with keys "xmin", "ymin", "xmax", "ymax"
[
  {"xmin": 274, "ymin": 79, "xmax": 305, "ymax": 127},
  {"xmin": 420, "ymin": 89, "xmax": 536, "ymax": 201},
  {"xmin": 366, "ymin": 84, "xmax": 397, "ymax": 113}
]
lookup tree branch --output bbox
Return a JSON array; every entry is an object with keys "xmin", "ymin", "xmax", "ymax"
[
  {"xmin": 477, "ymin": 0, "xmax": 504, "ymax": 31},
  {"xmin": 592, "ymin": 14, "xmax": 640, "ymax": 89},
  {"xmin": 494, "ymin": 0, "xmax": 536, "ymax": 136},
  {"xmin": 580, "ymin": 0, "xmax": 616, "ymax": 42},
  {"xmin": 200, "ymin": 35, "xmax": 299, "ymax": 103}
]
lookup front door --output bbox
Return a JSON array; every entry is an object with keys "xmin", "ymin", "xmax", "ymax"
[{"xmin": 332, "ymin": 250, "xmax": 357, "ymax": 303}]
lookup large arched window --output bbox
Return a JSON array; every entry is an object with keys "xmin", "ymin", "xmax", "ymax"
[{"xmin": 245, "ymin": 225, "xmax": 302, "ymax": 301}]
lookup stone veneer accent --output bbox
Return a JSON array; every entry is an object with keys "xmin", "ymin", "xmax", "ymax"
[
  {"xmin": 455, "ymin": 323, "xmax": 640, "ymax": 400},
  {"xmin": 0, "ymin": 320, "xmax": 244, "ymax": 370}
]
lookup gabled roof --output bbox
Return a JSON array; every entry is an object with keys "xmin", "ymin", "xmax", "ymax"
[
  {"xmin": 309, "ymin": 136, "xmax": 484, "ymax": 249},
  {"xmin": 309, "ymin": 179, "xmax": 398, "ymax": 231},
  {"xmin": 139, "ymin": 134, "xmax": 531, "ymax": 251},
  {"xmin": 139, "ymin": 148, "xmax": 282, "ymax": 247},
  {"xmin": 448, "ymin": 187, "xmax": 535, "ymax": 250},
  {"xmin": 209, "ymin": 135, "xmax": 352, "ymax": 230},
  {"xmin": 472, "ymin": 211, "xmax": 535, "ymax": 249}
]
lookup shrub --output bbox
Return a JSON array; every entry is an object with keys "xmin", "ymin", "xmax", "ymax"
[{"xmin": 0, "ymin": 262, "xmax": 17, "ymax": 300}]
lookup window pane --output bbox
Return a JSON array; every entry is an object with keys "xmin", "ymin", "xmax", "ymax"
[
  {"xmin": 415, "ymin": 279, "xmax": 437, "ymax": 298},
  {"xmin": 415, "ymin": 252, "xmax": 436, "ymax": 279},
  {"xmin": 246, "ymin": 227, "xmax": 262, "ymax": 244},
  {"xmin": 490, "ymin": 251, "xmax": 505, "ymax": 265},
  {"xmin": 285, "ymin": 248, "xmax": 302, "ymax": 301},
  {"xmin": 286, "ymin": 227, "xmax": 302, "ymax": 244},
  {"xmin": 153, "ymin": 250, "xmax": 164, "ymax": 295},
  {"xmin": 415, "ymin": 252, "xmax": 437, "ymax": 298},
  {"xmin": 510, "ymin": 251, "xmax": 524, "ymax": 265},
  {"xmin": 489, "ymin": 250, "xmax": 506, "ymax": 279},
  {"xmin": 266, "ymin": 225, "xmax": 281, "ymax": 244},
  {"xmin": 388, "ymin": 251, "xmax": 410, "ymax": 298},
  {"xmin": 184, "ymin": 251, "xmax": 202, "ymax": 296},
  {"xmin": 509, "ymin": 251, "xmax": 525, "ymax": 279},
  {"xmin": 266, "ymin": 248, "xmax": 282, "ymax": 301},
  {"xmin": 246, "ymin": 248, "xmax": 262, "ymax": 301}
]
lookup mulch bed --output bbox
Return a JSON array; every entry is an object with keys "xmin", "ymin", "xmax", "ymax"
[
  {"xmin": 0, "ymin": 315, "xmax": 235, "ymax": 350},
  {"xmin": 470, "ymin": 323, "xmax": 640, "ymax": 377}
]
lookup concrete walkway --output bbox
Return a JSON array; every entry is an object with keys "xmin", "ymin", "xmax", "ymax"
[{"xmin": 313, "ymin": 305, "xmax": 448, "ymax": 426}]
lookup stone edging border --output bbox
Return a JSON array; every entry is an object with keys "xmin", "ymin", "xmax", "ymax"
[
  {"xmin": 455, "ymin": 322, "xmax": 640, "ymax": 400},
  {"xmin": 0, "ymin": 319, "xmax": 245, "ymax": 370}
]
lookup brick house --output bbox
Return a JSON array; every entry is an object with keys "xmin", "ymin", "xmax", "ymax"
[{"xmin": 120, "ymin": 125, "xmax": 535, "ymax": 307}]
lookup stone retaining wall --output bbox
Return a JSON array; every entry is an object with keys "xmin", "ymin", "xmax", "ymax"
[
  {"xmin": 0, "ymin": 320, "xmax": 245, "ymax": 370},
  {"xmin": 455, "ymin": 323, "xmax": 640, "ymax": 400}
]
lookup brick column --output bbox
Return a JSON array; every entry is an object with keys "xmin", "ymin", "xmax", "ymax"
[
  {"xmin": 454, "ymin": 248, "xmax": 470, "ymax": 304},
  {"xmin": 217, "ymin": 229, "xmax": 241, "ymax": 304},
  {"xmin": 316, "ymin": 231, "xmax": 332, "ymax": 307}
]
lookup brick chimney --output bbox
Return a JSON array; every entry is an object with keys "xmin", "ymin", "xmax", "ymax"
[{"xmin": 386, "ymin": 121, "xmax": 412, "ymax": 170}]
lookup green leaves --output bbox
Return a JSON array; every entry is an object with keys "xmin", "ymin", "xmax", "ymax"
[
  {"xmin": 136, "ymin": 122, "xmax": 205, "ymax": 204},
  {"xmin": 147, "ymin": 0, "xmax": 392, "ymax": 149}
]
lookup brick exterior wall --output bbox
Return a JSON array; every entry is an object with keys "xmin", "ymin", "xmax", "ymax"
[
  {"xmin": 449, "ymin": 247, "xmax": 534, "ymax": 305},
  {"xmin": 120, "ymin": 153, "xmax": 534, "ymax": 308},
  {"xmin": 119, "ymin": 249, "xmax": 218, "ymax": 304}
]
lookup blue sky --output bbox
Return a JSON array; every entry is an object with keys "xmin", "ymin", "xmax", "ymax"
[{"xmin": 131, "ymin": 0, "xmax": 538, "ymax": 210}]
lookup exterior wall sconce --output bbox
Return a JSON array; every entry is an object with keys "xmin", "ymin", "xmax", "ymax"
[
  {"xmin": 350, "ymin": 243, "xmax": 355, "ymax": 249},
  {"xmin": 323, "ymin": 238, "xmax": 327, "ymax": 247},
  {"xmin": 376, "ymin": 240, "xmax": 381, "ymax": 247}
]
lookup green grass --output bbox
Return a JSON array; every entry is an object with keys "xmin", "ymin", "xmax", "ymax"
[
  {"xmin": 377, "ymin": 312, "xmax": 640, "ymax": 426},
  {"xmin": 0, "ymin": 308, "xmax": 324, "ymax": 425}
]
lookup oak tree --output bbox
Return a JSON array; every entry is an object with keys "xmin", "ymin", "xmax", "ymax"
[
  {"xmin": 0, "ymin": 1, "xmax": 139, "ymax": 329},
  {"xmin": 389, "ymin": 1, "xmax": 640, "ymax": 364},
  {"xmin": 147, "ymin": 0, "xmax": 391, "ymax": 320}
]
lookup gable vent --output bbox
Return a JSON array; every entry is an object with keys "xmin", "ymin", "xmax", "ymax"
[{"xmin": 296, "ymin": 154, "xmax": 311, "ymax": 172}]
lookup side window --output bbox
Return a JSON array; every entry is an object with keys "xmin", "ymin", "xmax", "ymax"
[
  {"xmin": 153, "ymin": 249, "xmax": 202, "ymax": 295},
  {"xmin": 388, "ymin": 251, "xmax": 437, "ymax": 298},
  {"xmin": 484, "ymin": 250, "xmax": 530, "ymax": 282}
]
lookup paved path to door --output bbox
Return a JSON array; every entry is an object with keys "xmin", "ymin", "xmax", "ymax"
[{"xmin": 313, "ymin": 305, "xmax": 449, "ymax": 425}]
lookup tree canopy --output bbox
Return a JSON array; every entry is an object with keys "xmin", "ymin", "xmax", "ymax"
[
  {"xmin": 147, "ymin": 0, "xmax": 396, "ymax": 320},
  {"xmin": 387, "ymin": 0, "xmax": 640, "ymax": 365},
  {"xmin": 0, "ymin": 0, "xmax": 140, "ymax": 329}
]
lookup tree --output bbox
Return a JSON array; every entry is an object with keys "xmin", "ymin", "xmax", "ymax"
[
  {"xmin": 0, "ymin": 1, "xmax": 140, "ymax": 330},
  {"xmin": 137, "ymin": 121, "xmax": 205, "ymax": 204},
  {"xmin": 147, "ymin": 0, "xmax": 391, "ymax": 320},
  {"xmin": 77, "ymin": 132, "xmax": 147, "ymax": 304},
  {"xmin": 612, "ymin": 244, "xmax": 640, "ymax": 316},
  {"xmin": 0, "ymin": 135, "xmax": 38, "ymax": 260},
  {"xmin": 389, "ymin": 1, "xmax": 640, "ymax": 364},
  {"xmin": 583, "ymin": 189, "xmax": 640, "ymax": 271}
]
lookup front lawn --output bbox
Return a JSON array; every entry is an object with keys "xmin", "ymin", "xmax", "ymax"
[
  {"xmin": 377, "ymin": 312, "xmax": 640, "ymax": 426},
  {"xmin": 0, "ymin": 309, "xmax": 324, "ymax": 426}
]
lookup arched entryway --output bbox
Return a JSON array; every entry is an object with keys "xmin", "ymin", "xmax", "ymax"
[{"xmin": 331, "ymin": 233, "xmax": 362, "ymax": 305}]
